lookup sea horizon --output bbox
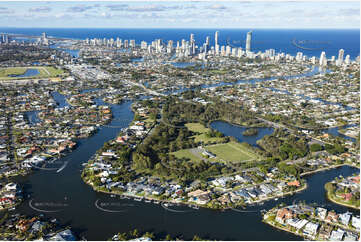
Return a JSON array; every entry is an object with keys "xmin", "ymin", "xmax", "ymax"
[{"xmin": 1, "ymin": 27, "xmax": 359, "ymax": 59}]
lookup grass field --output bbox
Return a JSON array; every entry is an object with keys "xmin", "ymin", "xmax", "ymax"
[
  {"xmin": 0, "ymin": 66, "xmax": 66, "ymax": 80},
  {"xmin": 171, "ymin": 141, "xmax": 262, "ymax": 164},
  {"xmin": 185, "ymin": 122, "xmax": 226, "ymax": 144},
  {"xmin": 206, "ymin": 142, "xmax": 261, "ymax": 163},
  {"xmin": 171, "ymin": 149, "xmax": 203, "ymax": 162}
]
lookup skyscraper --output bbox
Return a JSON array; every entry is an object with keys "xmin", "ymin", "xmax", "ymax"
[
  {"xmin": 246, "ymin": 31, "xmax": 252, "ymax": 53},
  {"xmin": 215, "ymin": 31, "xmax": 219, "ymax": 49},
  {"xmin": 190, "ymin": 34, "xmax": 195, "ymax": 55},
  {"xmin": 319, "ymin": 51, "xmax": 327, "ymax": 67},
  {"xmin": 206, "ymin": 36, "xmax": 210, "ymax": 47},
  {"xmin": 337, "ymin": 49, "xmax": 344, "ymax": 66}
]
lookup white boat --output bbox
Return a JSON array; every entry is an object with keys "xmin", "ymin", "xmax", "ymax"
[
  {"xmin": 153, "ymin": 200, "xmax": 160, "ymax": 204},
  {"xmin": 134, "ymin": 197, "xmax": 142, "ymax": 202},
  {"xmin": 145, "ymin": 199, "xmax": 151, "ymax": 203},
  {"xmin": 191, "ymin": 205, "xmax": 199, "ymax": 210},
  {"xmin": 274, "ymin": 198, "xmax": 279, "ymax": 201},
  {"xmin": 110, "ymin": 194, "xmax": 115, "ymax": 198}
]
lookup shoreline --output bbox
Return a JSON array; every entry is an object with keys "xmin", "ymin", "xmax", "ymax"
[
  {"xmin": 300, "ymin": 163, "xmax": 359, "ymax": 177},
  {"xmin": 82, "ymin": 172, "xmax": 308, "ymax": 211},
  {"xmin": 262, "ymin": 219, "xmax": 305, "ymax": 240},
  {"xmin": 81, "ymin": 161, "xmax": 359, "ymax": 211},
  {"xmin": 324, "ymin": 181, "xmax": 360, "ymax": 210}
]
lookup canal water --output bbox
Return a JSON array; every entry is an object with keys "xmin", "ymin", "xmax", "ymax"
[{"xmin": 4, "ymin": 68, "xmax": 359, "ymax": 240}]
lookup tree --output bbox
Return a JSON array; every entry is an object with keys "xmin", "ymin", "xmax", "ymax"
[
  {"xmin": 192, "ymin": 235, "xmax": 203, "ymax": 241},
  {"xmin": 143, "ymin": 232, "xmax": 154, "ymax": 239},
  {"xmin": 131, "ymin": 229, "xmax": 139, "ymax": 238}
]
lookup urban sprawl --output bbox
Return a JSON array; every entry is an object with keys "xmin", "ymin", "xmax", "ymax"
[{"xmin": 0, "ymin": 30, "xmax": 359, "ymax": 241}]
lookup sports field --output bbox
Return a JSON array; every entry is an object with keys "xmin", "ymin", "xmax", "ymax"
[
  {"xmin": 0, "ymin": 66, "xmax": 65, "ymax": 80},
  {"xmin": 185, "ymin": 122, "xmax": 226, "ymax": 144},
  {"xmin": 206, "ymin": 142, "xmax": 261, "ymax": 163},
  {"xmin": 171, "ymin": 141, "xmax": 262, "ymax": 164}
]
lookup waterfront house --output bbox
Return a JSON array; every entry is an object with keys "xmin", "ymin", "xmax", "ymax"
[
  {"xmin": 4, "ymin": 183, "xmax": 17, "ymax": 191},
  {"xmin": 316, "ymin": 207, "xmax": 327, "ymax": 220},
  {"xmin": 276, "ymin": 208, "xmax": 294, "ymax": 224},
  {"xmin": 287, "ymin": 180, "xmax": 300, "ymax": 187},
  {"xmin": 47, "ymin": 229, "xmax": 76, "ymax": 241},
  {"xmin": 325, "ymin": 211, "xmax": 339, "ymax": 223},
  {"xmin": 338, "ymin": 212, "xmax": 351, "ymax": 226}
]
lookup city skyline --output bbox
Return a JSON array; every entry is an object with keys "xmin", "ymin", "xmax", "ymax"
[{"xmin": 0, "ymin": 1, "xmax": 359, "ymax": 29}]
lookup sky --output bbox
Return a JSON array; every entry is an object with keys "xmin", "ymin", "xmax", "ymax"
[{"xmin": 0, "ymin": 1, "xmax": 359, "ymax": 29}]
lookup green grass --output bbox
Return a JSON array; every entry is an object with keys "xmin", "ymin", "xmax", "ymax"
[
  {"xmin": 206, "ymin": 142, "xmax": 261, "ymax": 163},
  {"xmin": 171, "ymin": 141, "xmax": 262, "ymax": 164},
  {"xmin": 185, "ymin": 122, "xmax": 226, "ymax": 144},
  {"xmin": 171, "ymin": 149, "xmax": 202, "ymax": 162},
  {"xmin": 185, "ymin": 123, "xmax": 209, "ymax": 133},
  {"xmin": 0, "ymin": 66, "xmax": 66, "ymax": 80},
  {"xmin": 210, "ymin": 69, "xmax": 228, "ymax": 74},
  {"xmin": 0, "ymin": 67, "xmax": 28, "ymax": 77}
]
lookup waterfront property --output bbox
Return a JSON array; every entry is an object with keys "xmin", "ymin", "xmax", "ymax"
[
  {"xmin": 325, "ymin": 174, "xmax": 360, "ymax": 209},
  {"xmin": 263, "ymin": 204, "xmax": 360, "ymax": 241}
]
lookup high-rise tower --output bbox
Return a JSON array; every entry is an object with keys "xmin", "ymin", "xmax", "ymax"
[
  {"xmin": 337, "ymin": 49, "xmax": 344, "ymax": 66},
  {"xmin": 246, "ymin": 31, "xmax": 252, "ymax": 53},
  {"xmin": 215, "ymin": 31, "xmax": 219, "ymax": 49},
  {"xmin": 319, "ymin": 51, "xmax": 327, "ymax": 67}
]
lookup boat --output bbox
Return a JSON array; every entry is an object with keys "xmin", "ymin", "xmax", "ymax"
[
  {"xmin": 110, "ymin": 194, "xmax": 115, "ymax": 198},
  {"xmin": 163, "ymin": 203, "xmax": 169, "ymax": 207},
  {"xmin": 274, "ymin": 198, "xmax": 279, "ymax": 201},
  {"xmin": 8, "ymin": 207, "xmax": 16, "ymax": 211},
  {"xmin": 153, "ymin": 200, "xmax": 160, "ymax": 204},
  {"xmin": 192, "ymin": 205, "xmax": 199, "ymax": 210},
  {"xmin": 145, "ymin": 199, "xmax": 151, "ymax": 203},
  {"xmin": 134, "ymin": 197, "xmax": 142, "ymax": 202}
]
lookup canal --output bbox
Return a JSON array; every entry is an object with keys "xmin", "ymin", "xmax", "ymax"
[{"xmin": 4, "ymin": 67, "xmax": 359, "ymax": 240}]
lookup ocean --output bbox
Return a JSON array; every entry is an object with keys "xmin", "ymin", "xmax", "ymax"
[{"xmin": 0, "ymin": 28, "xmax": 359, "ymax": 59}]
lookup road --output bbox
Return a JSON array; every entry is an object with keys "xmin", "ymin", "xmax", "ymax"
[{"xmin": 255, "ymin": 117, "xmax": 332, "ymax": 145}]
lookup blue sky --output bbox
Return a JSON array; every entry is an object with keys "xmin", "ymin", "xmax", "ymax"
[{"xmin": 0, "ymin": 1, "xmax": 359, "ymax": 29}]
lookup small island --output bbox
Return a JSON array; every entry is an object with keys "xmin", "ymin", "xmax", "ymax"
[{"xmin": 242, "ymin": 128, "xmax": 259, "ymax": 136}]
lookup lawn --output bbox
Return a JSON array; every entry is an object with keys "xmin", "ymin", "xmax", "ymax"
[
  {"xmin": 171, "ymin": 149, "xmax": 203, "ymax": 162},
  {"xmin": 206, "ymin": 142, "xmax": 261, "ymax": 163},
  {"xmin": 0, "ymin": 66, "xmax": 66, "ymax": 80},
  {"xmin": 185, "ymin": 122, "xmax": 226, "ymax": 144},
  {"xmin": 185, "ymin": 123, "xmax": 209, "ymax": 133},
  {"xmin": 171, "ymin": 141, "xmax": 262, "ymax": 164}
]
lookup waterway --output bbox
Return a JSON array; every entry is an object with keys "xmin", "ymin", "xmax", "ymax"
[
  {"xmin": 210, "ymin": 121, "xmax": 274, "ymax": 147},
  {"xmin": 321, "ymin": 124, "xmax": 357, "ymax": 142},
  {"xmin": 3, "ymin": 68, "xmax": 359, "ymax": 240},
  {"xmin": 49, "ymin": 44, "xmax": 80, "ymax": 58}
]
